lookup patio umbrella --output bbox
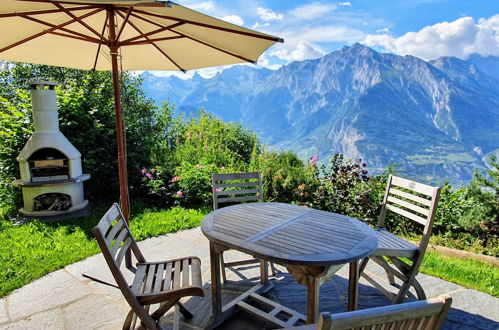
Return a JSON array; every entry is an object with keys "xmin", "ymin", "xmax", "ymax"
[{"xmin": 0, "ymin": 0, "xmax": 282, "ymax": 221}]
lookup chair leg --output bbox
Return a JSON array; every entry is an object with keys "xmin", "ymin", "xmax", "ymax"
[
  {"xmin": 270, "ymin": 262, "xmax": 278, "ymax": 276},
  {"xmin": 220, "ymin": 252, "xmax": 228, "ymax": 283},
  {"xmin": 411, "ymin": 278, "xmax": 427, "ymax": 301},
  {"xmin": 177, "ymin": 301, "xmax": 193, "ymax": 319},
  {"xmin": 122, "ymin": 309, "xmax": 135, "ymax": 330},
  {"xmin": 358, "ymin": 257, "xmax": 369, "ymax": 274},
  {"xmin": 394, "ymin": 281, "xmax": 413, "ymax": 304}
]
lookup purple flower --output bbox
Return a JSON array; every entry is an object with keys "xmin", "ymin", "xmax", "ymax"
[
  {"xmin": 215, "ymin": 188, "xmax": 221, "ymax": 192},
  {"xmin": 171, "ymin": 176, "xmax": 180, "ymax": 182},
  {"xmin": 141, "ymin": 168, "xmax": 147, "ymax": 174},
  {"xmin": 176, "ymin": 191, "xmax": 183, "ymax": 197},
  {"xmin": 309, "ymin": 155, "xmax": 318, "ymax": 166},
  {"xmin": 145, "ymin": 173, "xmax": 153, "ymax": 179}
]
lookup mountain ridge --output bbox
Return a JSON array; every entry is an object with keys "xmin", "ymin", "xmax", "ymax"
[{"xmin": 141, "ymin": 44, "xmax": 499, "ymax": 185}]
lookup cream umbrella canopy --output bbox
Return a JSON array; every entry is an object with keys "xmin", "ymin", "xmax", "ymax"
[{"xmin": 0, "ymin": 0, "xmax": 282, "ymax": 221}]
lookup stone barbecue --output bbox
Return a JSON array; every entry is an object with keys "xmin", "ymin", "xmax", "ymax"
[{"xmin": 13, "ymin": 81, "xmax": 90, "ymax": 216}]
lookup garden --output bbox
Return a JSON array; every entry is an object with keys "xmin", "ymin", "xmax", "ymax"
[{"xmin": 0, "ymin": 64, "xmax": 497, "ymax": 298}]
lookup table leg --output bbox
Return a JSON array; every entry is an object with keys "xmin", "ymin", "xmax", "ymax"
[
  {"xmin": 209, "ymin": 241, "xmax": 222, "ymax": 317},
  {"xmin": 348, "ymin": 261, "xmax": 359, "ymax": 311},
  {"xmin": 306, "ymin": 277, "xmax": 319, "ymax": 324},
  {"xmin": 260, "ymin": 259, "xmax": 268, "ymax": 284}
]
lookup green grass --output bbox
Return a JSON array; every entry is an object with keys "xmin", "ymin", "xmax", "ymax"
[
  {"xmin": 0, "ymin": 203, "xmax": 206, "ymax": 298},
  {"xmin": 420, "ymin": 251, "xmax": 499, "ymax": 297}
]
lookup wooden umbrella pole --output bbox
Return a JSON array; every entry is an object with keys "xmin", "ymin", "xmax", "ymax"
[{"xmin": 108, "ymin": 7, "xmax": 130, "ymax": 223}]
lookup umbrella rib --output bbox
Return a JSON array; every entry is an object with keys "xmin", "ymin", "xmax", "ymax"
[
  {"xmin": 50, "ymin": 31, "xmax": 105, "ymax": 45},
  {"xmin": 17, "ymin": 13, "xmax": 104, "ymax": 45},
  {"xmin": 125, "ymin": 36, "xmax": 183, "ymax": 46},
  {"xmin": 0, "ymin": 7, "xmax": 103, "ymax": 55},
  {"xmin": 116, "ymin": 8, "xmax": 132, "ymax": 41},
  {"xmin": 115, "ymin": 10, "xmax": 185, "ymax": 72},
  {"xmin": 93, "ymin": 10, "xmax": 110, "ymax": 71},
  {"xmin": 120, "ymin": 22, "xmax": 185, "ymax": 45},
  {"xmin": 132, "ymin": 8, "xmax": 283, "ymax": 43},
  {"xmin": 53, "ymin": 2, "xmax": 107, "ymax": 43},
  {"xmin": 172, "ymin": 31, "xmax": 256, "ymax": 64}
]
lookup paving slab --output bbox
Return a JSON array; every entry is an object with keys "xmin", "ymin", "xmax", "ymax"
[
  {"xmin": 7, "ymin": 269, "xmax": 93, "ymax": 321},
  {"xmin": 61, "ymin": 294, "xmax": 126, "ymax": 330},
  {"xmin": 0, "ymin": 300, "xmax": 8, "ymax": 325},
  {"xmin": 0, "ymin": 309, "xmax": 64, "ymax": 330}
]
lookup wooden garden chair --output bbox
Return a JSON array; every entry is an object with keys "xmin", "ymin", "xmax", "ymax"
[
  {"xmin": 212, "ymin": 172, "xmax": 276, "ymax": 282},
  {"xmin": 92, "ymin": 203, "xmax": 204, "ymax": 330},
  {"xmin": 288, "ymin": 294, "xmax": 452, "ymax": 329},
  {"xmin": 359, "ymin": 174, "xmax": 441, "ymax": 303}
]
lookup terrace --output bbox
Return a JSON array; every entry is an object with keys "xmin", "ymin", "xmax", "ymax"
[{"xmin": 0, "ymin": 227, "xmax": 497, "ymax": 329}]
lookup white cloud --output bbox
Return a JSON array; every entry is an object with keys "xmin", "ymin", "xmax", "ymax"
[
  {"xmin": 252, "ymin": 22, "xmax": 270, "ymax": 29},
  {"xmin": 256, "ymin": 7, "xmax": 284, "ymax": 21},
  {"xmin": 222, "ymin": 15, "xmax": 244, "ymax": 25},
  {"xmin": 376, "ymin": 27, "xmax": 390, "ymax": 34},
  {"xmin": 363, "ymin": 14, "xmax": 499, "ymax": 60},
  {"xmin": 182, "ymin": 1, "xmax": 215, "ymax": 13},
  {"xmin": 289, "ymin": 3, "xmax": 337, "ymax": 20},
  {"xmin": 338, "ymin": 2, "xmax": 352, "ymax": 6},
  {"xmin": 271, "ymin": 40, "xmax": 326, "ymax": 62}
]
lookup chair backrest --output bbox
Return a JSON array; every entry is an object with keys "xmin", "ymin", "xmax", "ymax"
[
  {"xmin": 212, "ymin": 172, "xmax": 263, "ymax": 210},
  {"xmin": 92, "ymin": 203, "xmax": 146, "ymax": 293},
  {"xmin": 317, "ymin": 294, "xmax": 452, "ymax": 330},
  {"xmin": 378, "ymin": 174, "xmax": 440, "ymax": 243}
]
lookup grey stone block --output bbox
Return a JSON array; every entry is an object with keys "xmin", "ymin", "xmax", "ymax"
[
  {"xmin": 0, "ymin": 309, "xmax": 64, "ymax": 330},
  {"xmin": 7, "ymin": 270, "xmax": 92, "ymax": 320},
  {"xmin": 0, "ymin": 300, "xmax": 8, "ymax": 325},
  {"xmin": 62, "ymin": 294, "xmax": 127, "ymax": 330}
]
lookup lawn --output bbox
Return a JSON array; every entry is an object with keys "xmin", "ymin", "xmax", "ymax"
[{"xmin": 0, "ymin": 203, "xmax": 206, "ymax": 297}]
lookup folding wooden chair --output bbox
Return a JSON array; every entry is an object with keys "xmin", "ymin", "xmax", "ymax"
[
  {"xmin": 359, "ymin": 175, "xmax": 441, "ymax": 303},
  {"xmin": 92, "ymin": 203, "xmax": 204, "ymax": 330},
  {"xmin": 212, "ymin": 172, "xmax": 276, "ymax": 282},
  {"xmin": 317, "ymin": 294, "xmax": 452, "ymax": 329}
]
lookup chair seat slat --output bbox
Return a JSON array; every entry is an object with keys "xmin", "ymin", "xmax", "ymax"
[
  {"xmin": 182, "ymin": 258, "xmax": 190, "ymax": 287},
  {"xmin": 131, "ymin": 264, "xmax": 147, "ymax": 294},
  {"xmin": 154, "ymin": 263, "xmax": 165, "ymax": 293},
  {"xmin": 191, "ymin": 258, "xmax": 202, "ymax": 287},
  {"xmin": 164, "ymin": 262, "xmax": 173, "ymax": 291},
  {"xmin": 173, "ymin": 260, "xmax": 182, "ymax": 290},
  {"xmin": 143, "ymin": 264, "xmax": 156, "ymax": 294}
]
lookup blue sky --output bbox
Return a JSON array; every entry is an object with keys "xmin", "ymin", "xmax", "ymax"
[{"xmin": 155, "ymin": 0, "xmax": 499, "ymax": 77}]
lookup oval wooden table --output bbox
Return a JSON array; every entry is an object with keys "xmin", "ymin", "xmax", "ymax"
[{"xmin": 201, "ymin": 202, "xmax": 377, "ymax": 328}]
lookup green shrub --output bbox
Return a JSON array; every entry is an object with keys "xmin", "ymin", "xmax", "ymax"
[{"xmin": 0, "ymin": 63, "xmax": 171, "ymax": 215}]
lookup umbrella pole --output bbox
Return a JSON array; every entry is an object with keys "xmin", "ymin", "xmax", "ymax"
[
  {"xmin": 108, "ymin": 8, "xmax": 130, "ymax": 224},
  {"xmin": 111, "ymin": 52, "xmax": 130, "ymax": 223}
]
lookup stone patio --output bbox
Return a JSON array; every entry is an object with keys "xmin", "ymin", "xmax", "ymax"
[{"xmin": 0, "ymin": 227, "xmax": 497, "ymax": 329}]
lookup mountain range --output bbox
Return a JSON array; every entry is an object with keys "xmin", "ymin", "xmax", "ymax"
[{"xmin": 141, "ymin": 44, "xmax": 499, "ymax": 185}]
